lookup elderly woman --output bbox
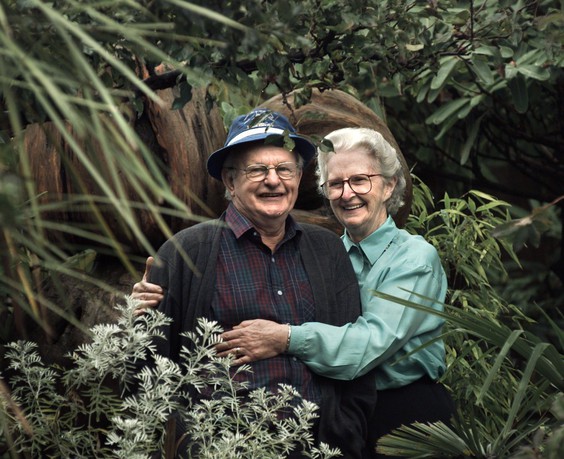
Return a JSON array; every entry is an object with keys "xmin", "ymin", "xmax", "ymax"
[
  {"xmin": 217, "ymin": 127, "xmax": 454, "ymax": 457},
  {"xmin": 134, "ymin": 127, "xmax": 454, "ymax": 458}
]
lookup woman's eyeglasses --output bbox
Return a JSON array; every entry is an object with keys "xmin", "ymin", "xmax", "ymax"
[{"xmin": 321, "ymin": 174, "xmax": 382, "ymax": 200}]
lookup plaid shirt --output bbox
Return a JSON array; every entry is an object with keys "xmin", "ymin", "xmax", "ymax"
[{"xmin": 212, "ymin": 203, "xmax": 320, "ymax": 403}]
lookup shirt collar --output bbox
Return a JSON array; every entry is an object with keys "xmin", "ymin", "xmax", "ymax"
[
  {"xmin": 225, "ymin": 202, "xmax": 301, "ymax": 241},
  {"xmin": 342, "ymin": 215, "xmax": 397, "ymax": 265}
]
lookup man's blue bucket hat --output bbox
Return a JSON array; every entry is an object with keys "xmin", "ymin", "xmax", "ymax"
[{"xmin": 207, "ymin": 108, "xmax": 316, "ymax": 180}]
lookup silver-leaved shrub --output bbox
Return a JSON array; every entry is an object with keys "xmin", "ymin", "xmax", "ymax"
[{"xmin": 0, "ymin": 297, "xmax": 341, "ymax": 459}]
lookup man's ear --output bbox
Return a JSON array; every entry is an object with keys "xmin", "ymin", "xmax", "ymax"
[{"xmin": 222, "ymin": 168, "xmax": 236, "ymax": 197}]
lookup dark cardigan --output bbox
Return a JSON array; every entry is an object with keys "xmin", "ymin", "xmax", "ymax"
[{"xmin": 150, "ymin": 215, "xmax": 377, "ymax": 458}]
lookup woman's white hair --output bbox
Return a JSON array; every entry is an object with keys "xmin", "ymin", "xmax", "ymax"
[{"xmin": 316, "ymin": 127, "xmax": 406, "ymax": 216}]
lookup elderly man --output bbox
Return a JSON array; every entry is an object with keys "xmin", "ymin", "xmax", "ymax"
[{"xmin": 142, "ymin": 109, "xmax": 377, "ymax": 458}]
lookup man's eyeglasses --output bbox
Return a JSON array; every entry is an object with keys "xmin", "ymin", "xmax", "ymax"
[
  {"xmin": 321, "ymin": 174, "xmax": 382, "ymax": 200},
  {"xmin": 231, "ymin": 162, "xmax": 300, "ymax": 182}
]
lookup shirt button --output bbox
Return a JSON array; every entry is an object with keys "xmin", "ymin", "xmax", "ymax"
[
  {"xmin": 271, "ymin": 257, "xmax": 275, "ymax": 262},
  {"xmin": 292, "ymin": 357, "xmax": 297, "ymax": 361},
  {"xmin": 277, "ymin": 290, "xmax": 283, "ymax": 296}
]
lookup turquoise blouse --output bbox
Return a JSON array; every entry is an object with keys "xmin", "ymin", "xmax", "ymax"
[{"xmin": 288, "ymin": 216, "xmax": 448, "ymax": 390}]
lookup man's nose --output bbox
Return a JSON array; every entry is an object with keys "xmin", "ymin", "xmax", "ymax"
[{"xmin": 264, "ymin": 167, "xmax": 281, "ymax": 184}]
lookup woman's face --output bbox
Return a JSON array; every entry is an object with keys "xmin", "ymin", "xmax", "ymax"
[{"xmin": 325, "ymin": 149, "xmax": 396, "ymax": 243}]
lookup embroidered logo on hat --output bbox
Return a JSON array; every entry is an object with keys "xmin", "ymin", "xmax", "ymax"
[{"xmin": 226, "ymin": 110, "xmax": 287, "ymax": 146}]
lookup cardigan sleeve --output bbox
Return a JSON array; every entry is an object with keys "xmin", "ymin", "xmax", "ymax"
[
  {"xmin": 148, "ymin": 221, "xmax": 223, "ymax": 362},
  {"xmin": 149, "ymin": 233, "xmax": 190, "ymax": 362},
  {"xmin": 298, "ymin": 224, "xmax": 362, "ymax": 325}
]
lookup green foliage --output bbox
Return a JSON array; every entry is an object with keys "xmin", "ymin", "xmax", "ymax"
[
  {"xmin": 1, "ymin": 0, "xmax": 562, "ymax": 337},
  {"xmin": 1, "ymin": 0, "xmax": 197, "ymax": 340},
  {"xmin": 491, "ymin": 197, "xmax": 564, "ymax": 343},
  {"xmin": 376, "ymin": 0, "xmax": 563, "ymax": 208},
  {"xmin": 377, "ymin": 179, "xmax": 564, "ymax": 458},
  {"xmin": 492, "ymin": 197, "xmax": 563, "ymax": 253},
  {"xmin": 407, "ymin": 178, "xmax": 520, "ymax": 320},
  {"xmin": 1, "ymin": 2, "xmax": 562, "ymax": 456},
  {"xmin": 0, "ymin": 298, "xmax": 340, "ymax": 458}
]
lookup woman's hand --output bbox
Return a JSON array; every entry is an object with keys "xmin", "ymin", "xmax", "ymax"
[
  {"xmin": 216, "ymin": 319, "xmax": 289, "ymax": 366},
  {"xmin": 132, "ymin": 256, "xmax": 164, "ymax": 315}
]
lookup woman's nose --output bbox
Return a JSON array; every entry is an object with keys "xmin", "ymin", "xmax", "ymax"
[{"xmin": 340, "ymin": 180, "xmax": 356, "ymax": 199}]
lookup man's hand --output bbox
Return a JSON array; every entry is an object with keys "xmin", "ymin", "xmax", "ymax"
[
  {"xmin": 216, "ymin": 319, "xmax": 289, "ymax": 366},
  {"xmin": 132, "ymin": 257, "xmax": 164, "ymax": 315}
]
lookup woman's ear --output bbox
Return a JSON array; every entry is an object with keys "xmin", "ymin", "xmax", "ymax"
[{"xmin": 384, "ymin": 176, "xmax": 398, "ymax": 202}]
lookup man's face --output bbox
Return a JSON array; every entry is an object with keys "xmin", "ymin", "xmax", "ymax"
[{"xmin": 222, "ymin": 144, "xmax": 302, "ymax": 227}]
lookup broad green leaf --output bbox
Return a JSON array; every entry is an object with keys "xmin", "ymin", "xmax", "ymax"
[
  {"xmin": 460, "ymin": 117, "xmax": 481, "ymax": 165},
  {"xmin": 456, "ymin": 101, "xmax": 473, "ymax": 119},
  {"xmin": 416, "ymin": 80, "xmax": 430, "ymax": 103},
  {"xmin": 508, "ymin": 75, "xmax": 529, "ymax": 113},
  {"xmin": 516, "ymin": 64, "xmax": 551, "ymax": 81},
  {"xmin": 505, "ymin": 63, "xmax": 519, "ymax": 79},
  {"xmin": 476, "ymin": 201, "xmax": 510, "ymax": 212},
  {"xmin": 474, "ymin": 45, "xmax": 497, "ymax": 57},
  {"xmin": 500, "ymin": 343, "xmax": 551, "ymax": 439},
  {"xmin": 499, "ymin": 46, "xmax": 514, "ymax": 59},
  {"xmin": 516, "ymin": 48, "xmax": 545, "ymax": 66},
  {"xmin": 478, "ymin": 330, "xmax": 523, "ymax": 403},
  {"xmin": 392, "ymin": 72, "xmax": 403, "ymax": 96},
  {"xmin": 426, "ymin": 84, "xmax": 443, "ymax": 103},
  {"xmin": 468, "ymin": 190, "xmax": 501, "ymax": 202},
  {"xmin": 470, "ymin": 58, "xmax": 495, "ymax": 85},
  {"xmin": 433, "ymin": 113, "xmax": 462, "ymax": 140},
  {"xmin": 166, "ymin": 0, "xmax": 249, "ymax": 32},
  {"xmin": 405, "ymin": 43, "xmax": 424, "ymax": 52},
  {"xmin": 426, "ymin": 98, "xmax": 469, "ymax": 125},
  {"xmin": 452, "ymin": 8, "xmax": 471, "ymax": 25},
  {"xmin": 430, "ymin": 56, "xmax": 459, "ymax": 91},
  {"xmin": 470, "ymin": 95, "xmax": 485, "ymax": 107}
]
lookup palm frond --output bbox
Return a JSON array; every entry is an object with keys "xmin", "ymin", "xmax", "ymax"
[{"xmin": 377, "ymin": 421, "xmax": 470, "ymax": 458}]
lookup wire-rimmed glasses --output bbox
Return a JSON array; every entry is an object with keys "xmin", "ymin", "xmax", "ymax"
[{"xmin": 231, "ymin": 162, "xmax": 300, "ymax": 181}]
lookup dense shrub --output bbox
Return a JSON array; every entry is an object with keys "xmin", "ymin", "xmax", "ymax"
[{"xmin": 0, "ymin": 299, "xmax": 339, "ymax": 459}]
